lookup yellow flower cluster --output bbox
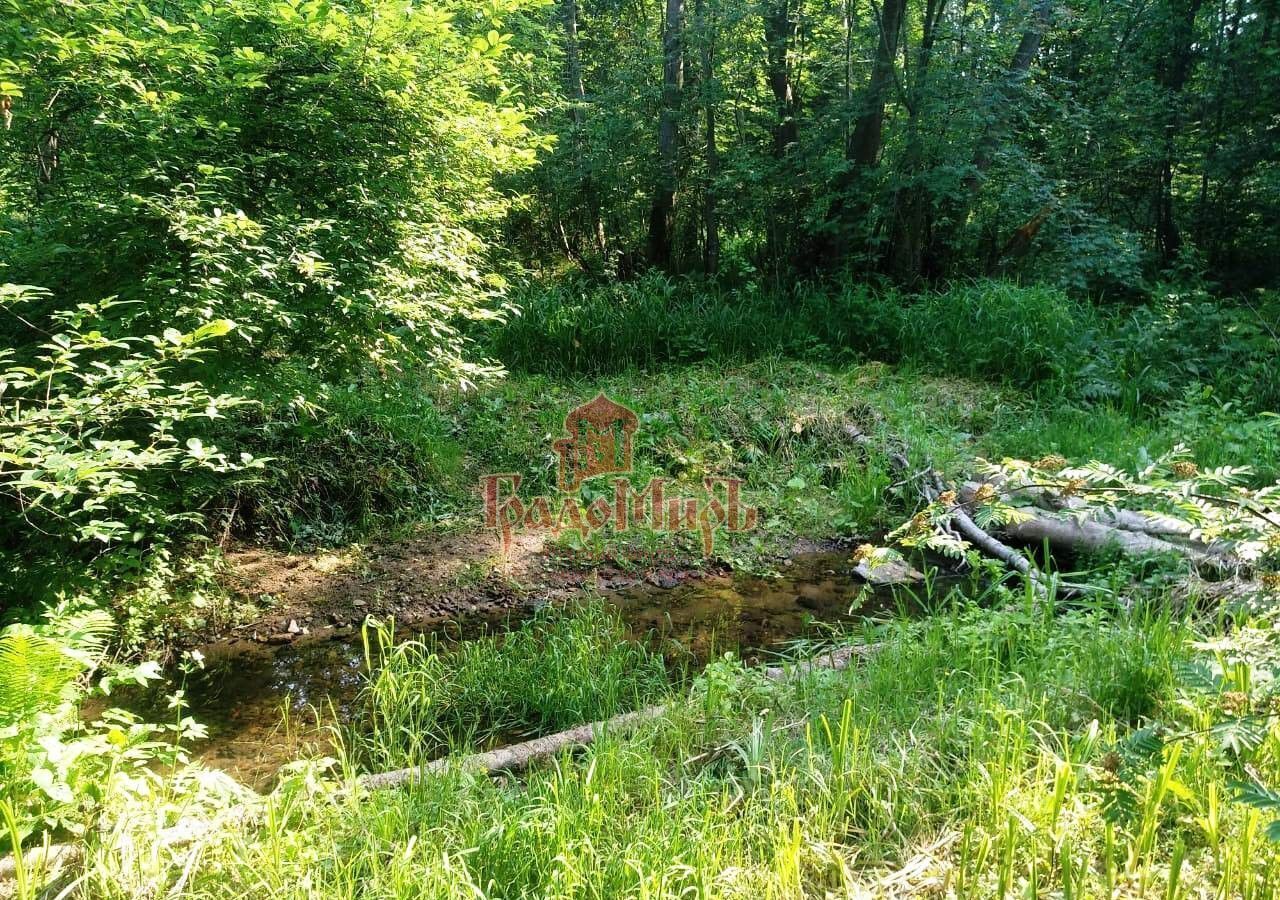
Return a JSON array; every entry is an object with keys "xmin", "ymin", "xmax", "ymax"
[
  {"xmin": 1059, "ymin": 478, "xmax": 1087, "ymax": 499},
  {"xmin": 1221, "ymin": 691, "xmax": 1250, "ymax": 717},
  {"xmin": 1033, "ymin": 454, "xmax": 1067, "ymax": 472},
  {"xmin": 852, "ymin": 543, "xmax": 876, "ymax": 564}
]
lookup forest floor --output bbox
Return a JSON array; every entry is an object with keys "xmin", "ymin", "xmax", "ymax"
[
  {"xmin": 208, "ymin": 356, "xmax": 1192, "ymax": 648},
  {"xmin": 10, "ymin": 356, "xmax": 1280, "ymax": 899},
  {"xmin": 222, "ymin": 531, "xmax": 739, "ymax": 645}
]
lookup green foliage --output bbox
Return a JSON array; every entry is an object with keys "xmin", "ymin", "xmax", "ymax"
[
  {"xmin": 1, "ymin": 0, "xmax": 542, "ymax": 383},
  {"xmin": 890, "ymin": 281, "xmax": 1098, "ymax": 389},
  {"xmin": 514, "ymin": 0, "xmax": 1280, "ymax": 289},
  {"xmin": 491, "ymin": 275, "xmax": 1085, "ymax": 385},
  {"xmin": 0, "ymin": 0, "xmax": 547, "ymax": 618},
  {"xmin": 0, "ymin": 284, "xmax": 257, "ymax": 616},
  {"xmin": 354, "ymin": 599, "xmax": 671, "ymax": 770},
  {"xmin": 211, "ymin": 367, "xmax": 466, "ymax": 548},
  {"xmin": 68, "ymin": 596, "xmax": 1280, "ymax": 899},
  {"xmin": 1081, "ymin": 288, "xmax": 1280, "ymax": 414},
  {"xmin": 0, "ymin": 605, "xmax": 191, "ymax": 854}
]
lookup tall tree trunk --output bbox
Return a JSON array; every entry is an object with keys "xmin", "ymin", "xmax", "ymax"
[
  {"xmin": 1152, "ymin": 0, "xmax": 1206, "ymax": 267},
  {"xmin": 885, "ymin": 0, "xmax": 947, "ymax": 282},
  {"xmin": 931, "ymin": 0, "xmax": 1052, "ymax": 272},
  {"xmin": 762, "ymin": 0, "xmax": 802, "ymax": 270},
  {"xmin": 842, "ymin": 0, "xmax": 854, "ymax": 146},
  {"xmin": 763, "ymin": 0, "xmax": 800, "ymax": 158},
  {"xmin": 648, "ymin": 0, "xmax": 685, "ymax": 269},
  {"xmin": 845, "ymin": 0, "xmax": 906, "ymax": 167},
  {"xmin": 563, "ymin": 0, "xmax": 586, "ymax": 124},
  {"xmin": 696, "ymin": 0, "xmax": 720, "ymax": 274},
  {"xmin": 820, "ymin": 0, "xmax": 903, "ymax": 260},
  {"xmin": 561, "ymin": 0, "xmax": 607, "ymax": 260},
  {"xmin": 962, "ymin": 0, "xmax": 1052, "ymax": 199}
]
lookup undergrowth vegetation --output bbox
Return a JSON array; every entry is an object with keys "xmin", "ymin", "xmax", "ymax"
[
  {"xmin": 352, "ymin": 600, "xmax": 671, "ymax": 770},
  {"xmin": 50, "ymin": 589, "xmax": 1280, "ymax": 899},
  {"xmin": 4, "ymin": 270, "xmax": 1276, "ymax": 643},
  {"xmin": 1, "ymin": 0, "xmax": 1278, "ymax": 893},
  {"xmin": 493, "ymin": 275, "xmax": 1279, "ymax": 414}
]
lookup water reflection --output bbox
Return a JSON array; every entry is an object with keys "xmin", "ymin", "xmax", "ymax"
[{"xmin": 108, "ymin": 550, "xmax": 915, "ymax": 787}]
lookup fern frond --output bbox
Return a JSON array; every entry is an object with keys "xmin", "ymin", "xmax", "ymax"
[
  {"xmin": 0, "ymin": 628, "xmax": 80, "ymax": 725},
  {"xmin": 0, "ymin": 609, "xmax": 113, "ymax": 726}
]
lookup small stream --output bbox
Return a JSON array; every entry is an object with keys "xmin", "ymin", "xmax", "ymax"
[{"xmin": 108, "ymin": 551, "xmax": 927, "ymax": 787}]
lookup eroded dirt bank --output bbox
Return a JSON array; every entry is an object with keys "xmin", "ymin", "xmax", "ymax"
[{"xmin": 221, "ymin": 530, "xmax": 751, "ymax": 646}]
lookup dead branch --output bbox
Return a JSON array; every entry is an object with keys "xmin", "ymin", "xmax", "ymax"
[
  {"xmin": 840, "ymin": 419, "xmax": 1056, "ymax": 601},
  {"xmin": 959, "ymin": 480, "xmax": 1240, "ymax": 575},
  {"xmin": 358, "ymin": 705, "xmax": 669, "ymax": 790},
  {"xmin": 366, "ymin": 641, "xmax": 880, "ymax": 791}
]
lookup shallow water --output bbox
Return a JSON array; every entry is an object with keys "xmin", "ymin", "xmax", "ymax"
[{"xmin": 105, "ymin": 551, "xmax": 917, "ymax": 787}]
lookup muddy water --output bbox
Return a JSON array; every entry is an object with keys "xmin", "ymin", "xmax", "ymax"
[{"xmin": 112, "ymin": 551, "xmax": 916, "ymax": 787}]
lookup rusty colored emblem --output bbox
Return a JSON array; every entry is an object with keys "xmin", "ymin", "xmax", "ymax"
[
  {"xmin": 481, "ymin": 395, "xmax": 757, "ymax": 556},
  {"xmin": 553, "ymin": 393, "xmax": 639, "ymax": 492}
]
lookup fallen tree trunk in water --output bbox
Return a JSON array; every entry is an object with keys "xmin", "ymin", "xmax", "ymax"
[
  {"xmin": 838, "ymin": 420, "xmax": 1057, "ymax": 602},
  {"xmin": 959, "ymin": 481, "xmax": 1241, "ymax": 576},
  {"xmin": 928, "ymin": 472, "xmax": 1056, "ymax": 602}
]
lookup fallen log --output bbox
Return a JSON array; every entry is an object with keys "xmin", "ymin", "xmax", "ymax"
[
  {"xmin": 0, "ymin": 843, "xmax": 77, "ymax": 886},
  {"xmin": 365, "ymin": 641, "xmax": 878, "ymax": 791},
  {"xmin": 0, "ymin": 786, "xmax": 259, "ymax": 887},
  {"xmin": 959, "ymin": 481, "xmax": 1240, "ymax": 576},
  {"xmin": 840, "ymin": 421, "xmax": 1055, "ymax": 600},
  {"xmin": 358, "ymin": 705, "xmax": 669, "ymax": 790},
  {"xmin": 762, "ymin": 642, "xmax": 877, "ymax": 681},
  {"xmin": 921, "ymin": 471, "xmax": 1056, "ymax": 603}
]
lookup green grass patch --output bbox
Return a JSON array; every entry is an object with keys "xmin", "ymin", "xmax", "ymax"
[
  {"xmin": 350, "ymin": 599, "xmax": 672, "ymax": 771},
  {"xmin": 73, "ymin": 594, "xmax": 1280, "ymax": 899}
]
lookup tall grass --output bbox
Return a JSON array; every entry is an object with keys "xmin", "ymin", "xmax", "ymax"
[
  {"xmin": 490, "ymin": 273, "xmax": 898, "ymax": 375},
  {"xmin": 74, "ymin": 591, "xmax": 1280, "ymax": 899},
  {"xmin": 351, "ymin": 599, "xmax": 672, "ymax": 770},
  {"xmin": 490, "ymin": 275, "xmax": 1093, "ymax": 390}
]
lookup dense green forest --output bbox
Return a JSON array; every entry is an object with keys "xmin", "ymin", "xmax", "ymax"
[{"xmin": 2, "ymin": 0, "xmax": 1280, "ymax": 896}]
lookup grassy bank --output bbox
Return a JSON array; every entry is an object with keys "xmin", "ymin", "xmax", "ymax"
[
  {"xmin": 4, "ymin": 279, "xmax": 1278, "ymax": 898},
  {"xmin": 8, "ymin": 279, "xmax": 1277, "ymax": 645},
  {"xmin": 58, "ymin": 588, "xmax": 1280, "ymax": 899},
  {"xmin": 226, "ymin": 278, "xmax": 1280, "ymax": 556},
  {"xmin": 88, "ymin": 345, "xmax": 1278, "ymax": 645},
  {"xmin": 225, "ymin": 352, "xmax": 1280, "ymax": 553}
]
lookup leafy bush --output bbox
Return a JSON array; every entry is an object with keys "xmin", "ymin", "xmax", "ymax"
[
  {"xmin": 212, "ymin": 368, "xmax": 466, "ymax": 548},
  {"xmin": 1, "ymin": 0, "xmax": 540, "ymax": 385},
  {"xmin": 1081, "ymin": 287, "xmax": 1280, "ymax": 413},
  {"xmin": 1167, "ymin": 388, "xmax": 1280, "ymax": 483},
  {"xmin": 0, "ymin": 285, "xmax": 257, "ymax": 619},
  {"xmin": 0, "ymin": 605, "xmax": 192, "ymax": 855}
]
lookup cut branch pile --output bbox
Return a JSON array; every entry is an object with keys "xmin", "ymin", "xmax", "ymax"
[
  {"xmin": 839, "ymin": 417, "xmax": 1056, "ymax": 601},
  {"xmin": 959, "ymin": 478, "xmax": 1239, "ymax": 574},
  {"xmin": 839, "ymin": 414, "xmax": 1271, "ymax": 603}
]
